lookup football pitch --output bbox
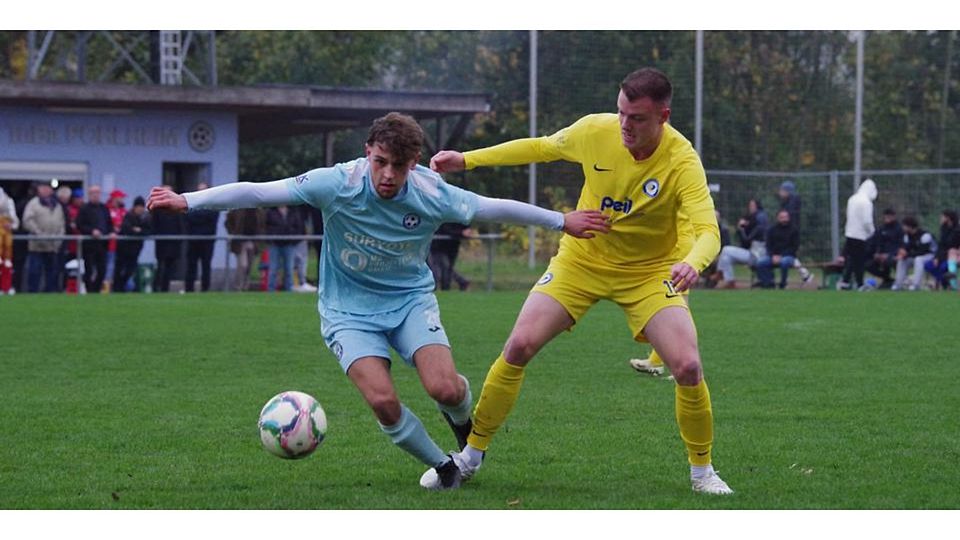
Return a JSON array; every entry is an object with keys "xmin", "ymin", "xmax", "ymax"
[{"xmin": 1, "ymin": 289, "xmax": 957, "ymax": 510}]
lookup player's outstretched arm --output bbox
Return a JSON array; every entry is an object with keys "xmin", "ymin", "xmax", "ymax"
[
  {"xmin": 148, "ymin": 180, "xmax": 296, "ymax": 213},
  {"xmin": 472, "ymin": 195, "xmax": 609, "ymax": 238}
]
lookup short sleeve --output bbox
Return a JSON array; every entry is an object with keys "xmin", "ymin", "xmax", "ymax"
[{"xmin": 286, "ymin": 165, "xmax": 348, "ymax": 210}]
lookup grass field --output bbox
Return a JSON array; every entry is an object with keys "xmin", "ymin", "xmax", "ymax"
[{"xmin": 1, "ymin": 289, "xmax": 958, "ymax": 510}]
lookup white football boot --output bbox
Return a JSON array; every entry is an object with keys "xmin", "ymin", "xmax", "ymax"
[
  {"xmin": 628, "ymin": 357, "xmax": 665, "ymax": 376},
  {"xmin": 691, "ymin": 469, "xmax": 734, "ymax": 495},
  {"xmin": 419, "ymin": 450, "xmax": 482, "ymax": 490}
]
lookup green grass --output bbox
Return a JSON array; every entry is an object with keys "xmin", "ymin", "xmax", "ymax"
[{"xmin": 1, "ymin": 290, "xmax": 958, "ymax": 509}]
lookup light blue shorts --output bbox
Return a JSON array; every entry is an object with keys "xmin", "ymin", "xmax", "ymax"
[{"xmin": 320, "ymin": 294, "xmax": 451, "ymax": 374}]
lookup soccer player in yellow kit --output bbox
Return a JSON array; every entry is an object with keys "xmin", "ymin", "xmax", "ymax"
[{"xmin": 424, "ymin": 68, "xmax": 733, "ymax": 494}]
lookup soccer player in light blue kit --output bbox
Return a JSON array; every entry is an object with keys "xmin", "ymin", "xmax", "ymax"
[{"xmin": 147, "ymin": 113, "xmax": 609, "ymax": 490}]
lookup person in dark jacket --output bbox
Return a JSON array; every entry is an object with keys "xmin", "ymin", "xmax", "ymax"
[
  {"xmin": 184, "ymin": 182, "xmax": 220, "ymax": 292},
  {"xmin": 265, "ymin": 205, "xmax": 303, "ymax": 291},
  {"xmin": 755, "ymin": 209, "xmax": 800, "ymax": 289},
  {"xmin": 865, "ymin": 208, "xmax": 903, "ymax": 289},
  {"xmin": 893, "ymin": 216, "xmax": 936, "ymax": 291},
  {"xmin": 76, "ymin": 185, "xmax": 112, "ymax": 293},
  {"xmin": 113, "ymin": 196, "xmax": 152, "ymax": 292},
  {"xmin": 152, "ymin": 185, "xmax": 185, "ymax": 292},
  {"xmin": 777, "ymin": 180, "xmax": 802, "ymax": 230},
  {"xmin": 924, "ymin": 210, "xmax": 960, "ymax": 290},
  {"xmin": 428, "ymin": 222, "xmax": 472, "ymax": 291},
  {"xmin": 716, "ymin": 198, "xmax": 768, "ymax": 288}
]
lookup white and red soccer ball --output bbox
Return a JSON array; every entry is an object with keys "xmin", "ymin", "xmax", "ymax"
[{"xmin": 258, "ymin": 391, "xmax": 327, "ymax": 459}]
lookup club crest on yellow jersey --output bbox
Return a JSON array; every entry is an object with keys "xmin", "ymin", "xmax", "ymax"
[{"xmin": 642, "ymin": 178, "xmax": 661, "ymax": 198}]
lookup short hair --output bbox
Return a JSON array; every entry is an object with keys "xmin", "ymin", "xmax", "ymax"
[
  {"xmin": 620, "ymin": 68, "xmax": 672, "ymax": 106},
  {"xmin": 883, "ymin": 207, "xmax": 897, "ymax": 216},
  {"xmin": 366, "ymin": 112, "xmax": 424, "ymax": 164},
  {"xmin": 944, "ymin": 209, "xmax": 959, "ymax": 226},
  {"xmin": 902, "ymin": 216, "xmax": 919, "ymax": 228}
]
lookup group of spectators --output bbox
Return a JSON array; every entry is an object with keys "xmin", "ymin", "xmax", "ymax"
[
  {"xmin": 0, "ymin": 181, "xmax": 152, "ymax": 295},
  {"xmin": 837, "ymin": 177, "xmax": 959, "ymax": 291},
  {"xmin": 0, "ymin": 181, "xmax": 326, "ymax": 295},
  {"xmin": 711, "ymin": 180, "xmax": 813, "ymax": 289}
]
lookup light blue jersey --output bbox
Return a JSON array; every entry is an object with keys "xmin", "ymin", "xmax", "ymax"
[{"xmin": 286, "ymin": 157, "xmax": 478, "ymax": 316}]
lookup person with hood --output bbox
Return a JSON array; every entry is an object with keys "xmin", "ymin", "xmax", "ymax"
[
  {"xmin": 0, "ymin": 186, "xmax": 19, "ymax": 294},
  {"xmin": 22, "ymin": 181, "xmax": 66, "ymax": 292},
  {"xmin": 839, "ymin": 178, "xmax": 878, "ymax": 290}
]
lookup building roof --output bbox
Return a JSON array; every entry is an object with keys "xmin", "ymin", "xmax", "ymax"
[{"xmin": 0, "ymin": 80, "xmax": 491, "ymax": 142}]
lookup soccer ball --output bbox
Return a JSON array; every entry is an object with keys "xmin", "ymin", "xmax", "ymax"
[{"xmin": 258, "ymin": 391, "xmax": 327, "ymax": 459}]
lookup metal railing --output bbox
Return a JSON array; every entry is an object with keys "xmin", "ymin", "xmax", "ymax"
[{"xmin": 9, "ymin": 232, "xmax": 508, "ymax": 293}]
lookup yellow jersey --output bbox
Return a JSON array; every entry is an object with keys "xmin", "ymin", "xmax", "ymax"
[{"xmin": 465, "ymin": 113, "xmax": 718, "ymax": 274}]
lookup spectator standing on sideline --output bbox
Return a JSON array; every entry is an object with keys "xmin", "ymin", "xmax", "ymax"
[
  {"xmin": 925, "ymin": 210, "xmax": 960, "ymax": 290},
  {"xmin": 777, "ymin": 180, "xmax": 802, "ymax": 230},
  {"xmin": 22, "ymin": 182, "xmax": 65, "ymax": 292},
  {"xmin": 114, "ymin": 196, "xmax": 152, "ymax": 292},
  {"xmin": 225, "ymin": 207, "xmax": 265, "ymax": 291},
  {"xmin": 716, "ymin": 198, "xmax": 768, "ymax": 289},
  {"xmin": 0, "ymin": 186, "xmax": 19, "ymax": 294},
  {"xmin": 755, "ymin": 209, "xmax": 800, "ymax": 289},
  {"xmin": 104, "ymin": 189, "xmax": 127, "ymax": 291},
  {"xmin": 152, "ymin": 185, "xmax": 185, "ymax": 293},
  {"xmin": 76, "ymin": 185, "xmax": 111, "ymax": 294},
  {"xmin": 55, "ymin": 186, "xmax": 72, "ymax": 288},
  {"xmin": 865, "ymin": 208, "xmax": 903, "ymax": 289},
  {"xmin": 429, "ymin": 222, "xmax": 473, "ymax": 291},
  {"xmin": 838, "ymin": 178, "xmax": 877, "ymax": 291},
  {"xmin": 184, "ymin": 182, "xmax": 219, "ymax": 293},
  {"xmin": 292, "ymin": 206, "xmax": 316, "ymax": 292},
  {"xmin": 265, "ymin": 205, "xmax": 303, "ymax": 292},
  {"xmin": 892, "ymin": 216, "xmax": 936, "ymax": 291}
]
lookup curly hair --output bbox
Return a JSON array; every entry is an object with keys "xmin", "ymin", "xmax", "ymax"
[{"xmin": 366, "ymin": 112, "xmax": 424, "ymax": 164}]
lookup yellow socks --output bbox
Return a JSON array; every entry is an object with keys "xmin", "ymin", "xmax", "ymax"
[
  {"xmin": 648, "ymin": 348, "xmax": 664, "ymax": 367},
  {"xmin": 675, "ymin": 379, "xmax": 714, "ymax": 466},
  {"xmin": 466, "ymin": 354, "xmax": 526, "ymax": 451}
]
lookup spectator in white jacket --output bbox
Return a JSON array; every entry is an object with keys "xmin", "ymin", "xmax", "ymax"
[{"xmin": 839, "ymin": 178, "xmax": 877, "ymax": 290}]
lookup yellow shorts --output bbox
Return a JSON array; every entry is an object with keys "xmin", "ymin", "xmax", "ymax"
[{"xmin": 531, "ymin": 253, "xmax": 689, "ymax": 342}]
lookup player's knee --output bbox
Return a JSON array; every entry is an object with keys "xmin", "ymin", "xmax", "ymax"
[
  {"xmin": 503, "ymin": 333, "xmax": 540, "ymax": 365},
  {"xmin": 426, "ymin": 377, "xmax": 462, "ymax": 406},
  {"xmin": 670, "ymin": 353, "xmax": 703, "ymax": 385},
  {"xmin": 368, "ymin": 394, "xmax": 402, "ymax": 425}
]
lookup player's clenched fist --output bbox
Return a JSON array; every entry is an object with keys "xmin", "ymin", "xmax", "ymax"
[
  {"xmin": 430, "ymin": 150, "xmax": 466, "ymax": 173},
  {"xmin": 562, "ymin": 210, "xmax": 611, "ymax": 239},
  {"xmin": 147, "ymin": 186, "xmax": 188, "ymax": 213}
]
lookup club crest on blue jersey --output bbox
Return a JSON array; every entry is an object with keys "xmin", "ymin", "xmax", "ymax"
[
  {"xmin": 643, "ymin": 178, "xmax": 661, "ymax": 198},
  {"xmin": 402, "ymin": 213, "xmax": 421, "ymax": 230}
]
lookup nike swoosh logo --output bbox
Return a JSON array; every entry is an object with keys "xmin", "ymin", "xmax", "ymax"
[
  {"xmin": 696, "ymin": 451, "xmax": 709, "ymax": 456},
  {"xmin": 471, "ymin": 430, "xmax": 483, "ymax": 437},
  {"xmin": 593, "ymin": 163, "xmax": 613, "ymax": 172},
  {"xmin": 665, "ymin": 293, "xmax": 680, "ymax": 299}
]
